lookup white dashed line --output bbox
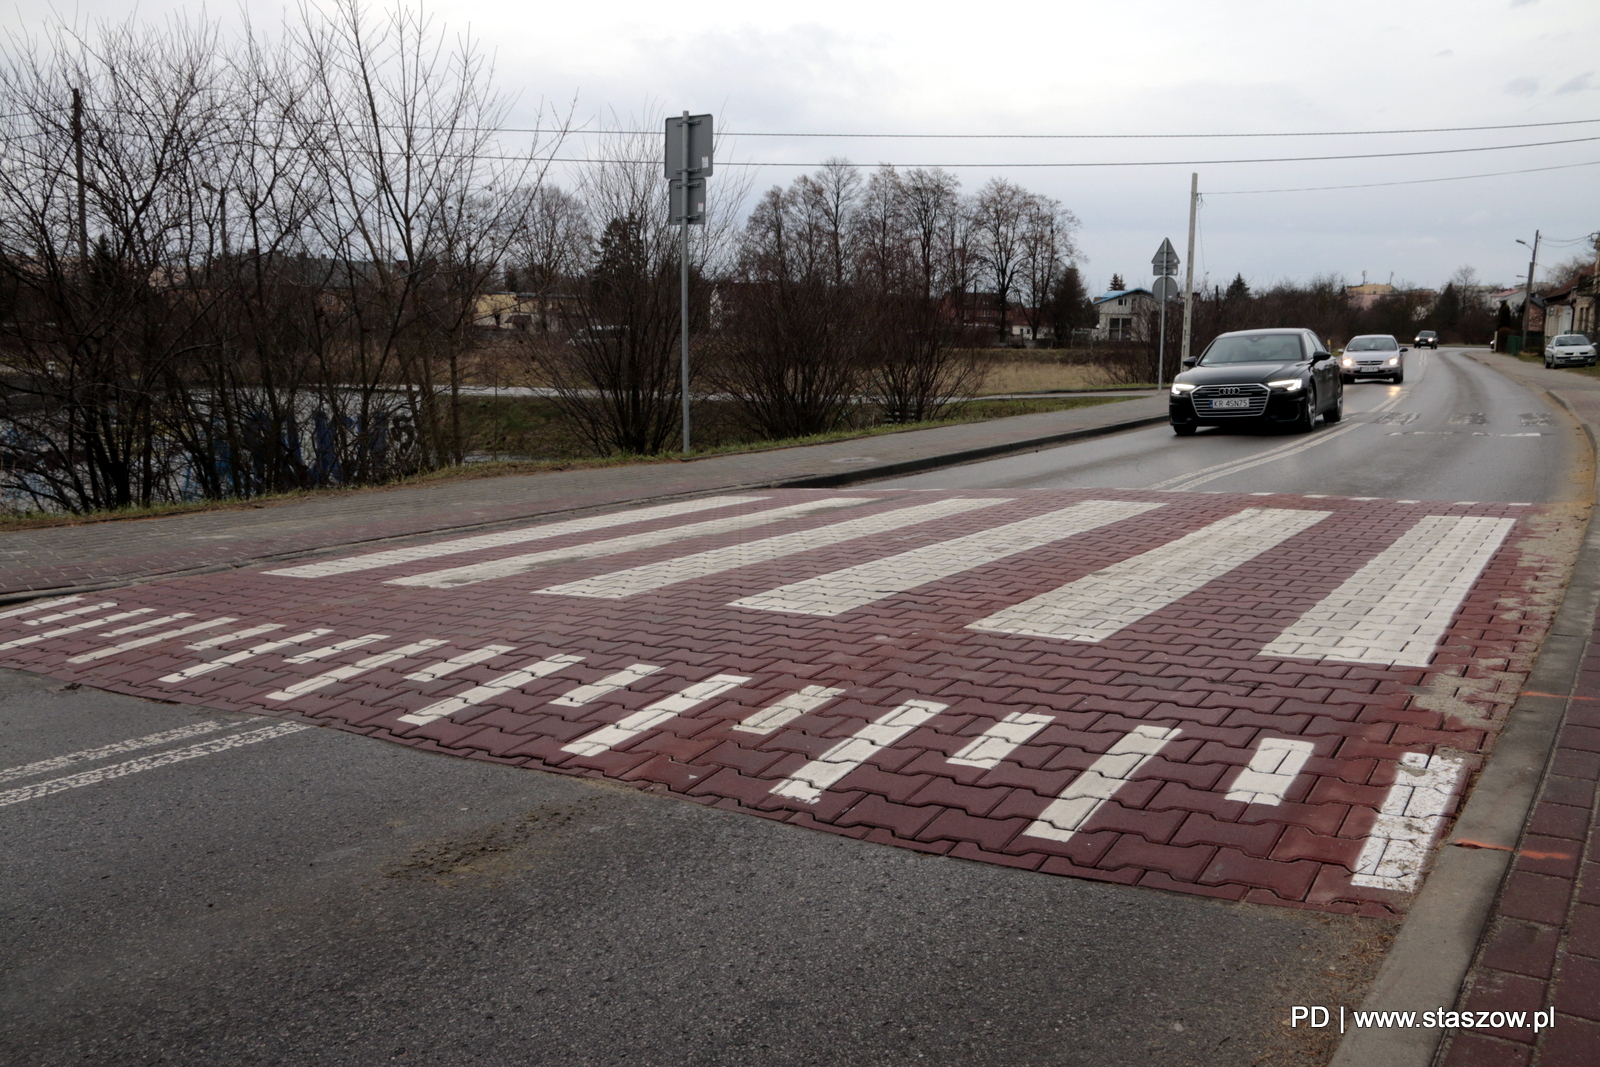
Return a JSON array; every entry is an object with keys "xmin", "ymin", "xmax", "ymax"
[
  {"xmin": 769, "ymin": 699, "xmax": 947, "ymax": 803},
  {"xmin": 947, "ymin": 711, "xmax": 1055, "ymax": 770},
  {"xmin": 404, "ymin": 644, "xmax": 517, "ymax": 682},
  {"xmin": 159, "ymin": 629, "xmax": 334, "ymax": 683},
  {"xmin": 550, "ymin": 663, "xmax": 664, "ymax": 707},
  {"xmin": 1023, "ymin": 725, "xmax": 1181, "ymax": 842},
  {"xmin": 730, "ymin": 685, "xmax": 845, "ymax": 734},
  {"xmin": 67, "ymin": 617, "xmax": 236, "ymax": 664},
  {"xmin": 0, "ymin": 720, "xmax": 240, "ymax": 785},
  {"xmin": 397, "ymin": 654, "xmax": 587, "ymax": 726},
  {"xmin": 1224, "ymin": 737, "xmax": 1315, "ymax": 805},
  {"xmin": 1351, "ymin": 751, "xmax": 1467, "ymax": 891},
  {"xmin": 264, "ymin": 639, "xmax": 449, "ymax": 702},
  {"xmin": 561, "ymin": 674, "xmax": 751, "ymax": 757}
]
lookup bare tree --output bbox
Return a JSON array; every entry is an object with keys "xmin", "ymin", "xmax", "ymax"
[{"xmin": 970, "ymin": 178, "xmax": 1035, "ymax": 341}]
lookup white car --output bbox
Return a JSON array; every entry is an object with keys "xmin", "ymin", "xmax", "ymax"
[{"xmin": 1545, "ymin": 333, "xmax": 1597, "ymax": 368}]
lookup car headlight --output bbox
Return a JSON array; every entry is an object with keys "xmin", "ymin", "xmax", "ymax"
[
  {"xmin": 1266, "ymin": 379, "xmax": 1303, "ymax": 392},
  {"xmin": 1387, "ymin": 357, "xmax": 1399, "ymax": 366},
  {"xmin": 1341, "ymin": 357, "xmax": 1354, "ymax": 367},
  {"xmin": 1170, "ymin": 382, "xmax": 1196, "ymax": 395}
]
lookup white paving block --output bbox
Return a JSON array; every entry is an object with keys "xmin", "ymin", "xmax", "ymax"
[
  {"xmin": 1351, "ymin": 751, "xmax": 1467, "ymax": 891},
  {"xmin": 947, "ymin": 711, "xmax": 1054, "ymax": 770},
  {"xmin": 731, "ymin": 686, "xmax": 845, "ymax": 735},
  {"xmin": 1224, "ymin": 737, "xmax": 1315, "ymax": 805},
  {"xmin": 1022, "ymin": 724, "xmax": 1181, "ymax": 842},
  {"xmin": 398, "ymin": 654, "xmax": 586, "ymax": 725},
  {"xmin": 561, "ymin": 674, "xmax": 751, "ymax": 756},
  {"xmin": 768, "ymin": 699, "xmax": 947, "ymax": 803}
]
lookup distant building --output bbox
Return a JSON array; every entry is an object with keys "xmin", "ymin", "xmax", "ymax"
[
  {"xmin": 1540, "ymin": 270, "xmax": 1598, "ymax": 338},
  {"xmin": 1345, "ymin": 282, "xmax": 1396, "ymax": 311},
  {"xmin": 1092, "ymin": 288, "xmax": 1158, "ymax": 341}
]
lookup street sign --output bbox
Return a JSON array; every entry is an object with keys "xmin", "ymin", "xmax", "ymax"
[
  {"xmin": 1152, "ymin": 237, "xmax": 1179, "ymax": 277},
  {"xmin": 665, "ymin": 114, "xmax": 714, "ymax": 178},
  {"xmin": 1153, "ymin": 275, "xmax": 1181, "ymax": 300}
]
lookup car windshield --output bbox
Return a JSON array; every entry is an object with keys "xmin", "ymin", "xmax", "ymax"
[
  {"xmin": 1347, "ymin": 336, "xmax": 1398, "ymax": 351},
  {"xmin": 1418, "ymin": 331, "xmax": 1436, "ymax": 336},
  {"xmin": 1200, "ymin": 334, "xmax": 1306, "ymax": 364},
  {"xmin": 1554, "ymin": 334, "xmax": 1590, "ymax": 346}
]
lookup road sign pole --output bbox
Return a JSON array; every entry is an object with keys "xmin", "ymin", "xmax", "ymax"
[
  {"xmin": 1151, "ymin": 238, "xmax": 1179, "ymax": 390},
  {"xmin": 1158, "ymin": 297, "xmax": 1167, "ymax": 389},
  {"xmin": 680, "ymin": 111, "xmax": 692, "ymax": 455}
]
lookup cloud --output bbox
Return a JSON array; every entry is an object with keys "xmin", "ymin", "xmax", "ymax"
[
  {"xmin": 1556, "ymin": 72, "xmax": 1594, "ymax": 94},
  {"xmin": 1504, "ymin": 76, "xmax": 1540, "ymax": 96}
]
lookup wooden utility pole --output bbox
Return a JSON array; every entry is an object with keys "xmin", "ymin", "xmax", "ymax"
[
  {"xmin": 71, "ymin": 87, "xmax": 88, "ymax": 264},
  {"xmin": 1179, "ymin": 173, "xmax": 1198, "ymax": 365}
]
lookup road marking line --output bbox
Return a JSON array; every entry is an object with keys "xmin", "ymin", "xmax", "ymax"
[
  {"xmin": 730, "ymin": 499, "xmax": 1162, "ymax": 617},
  {"xmin": 285, "ymin": 634, "xmax": 388, "ymax": 664},
  {"xmin": 0, "ymin": 609, "xmax": 152, "ymax": 652},
  {"xmin": 159, "ymin": 629, "xmax": 335, "ymax": 683},
  {"xmin": 1352, "ymin": 751, "xmax": 1467, "ymax": 891},
  {"xmin": 67, "ymin": 617, "xmax": 236, "ymax": 664},
  {"xmin": 1224, "ymin": 737, "xmax": 1315, "ymax": 805},
  {"xmin": 0, "ymin": 596, "xmax": 83, "ymax": 621},
  {"xmin": 266, "ymin": 496, "xmax": 771, "ymax": 578},
  {"xmin": 0, "ymin": 722, "xmax": 311, "ymax": 807},
  {"xmin": 22, "ymin": 601, "xmax": 115, "ymax": 627},
  {"xmin": 550, "ymin": 663, "xmax": 664, "ymax": 707},
  {"xmin": 561, "ymin": 674, "xmax": 751, "ymax": 757},
  {"xmin": 0, "ymin": 720, "xmax": 239, "ymax": 784},
  {"xmin": 1022, "ymin": 724, "xmax": 1181, "ymax": 842},
  {"xmin": 768, "ymin": 699, "xmax": 947, "ymax": 803},
  {"xmin": 404, "ymin": 644, "xmax": 516, "ymax": 682},
  {"xmin": 187, "ymin": 624, "xmax": 284, "ymax": 650},
  {"xmin": 1261, "ymin": 514, "xmax": 1515, "ymax": 667},
  {"xmin": 391, "ymin": 498, "xmax": 872, "ymax": 590},
  {"xmin": 397, "ymin": 654, "xmax": 587, "ymax": 725},
  {"xmin": 99, "ymin": 612, "xmax": 194, "ymax": 637},
  {"xmin": 970, "ymin": 508, "xmax": 1331, "ymax": 643},
  {"xmin": 947, "ymin": 711, "xmax": 1055, "ymax": 770},
  {"xmin": 539, "ymin": 498, "xmax": 1005, "ymax": 600},
  {"xmin": 265, "ymin": 639, "xmax": 449, "ymax": 702},
  {"xmin": 730, "ymin": 685, "xmax": 845, "ymax": 734}
]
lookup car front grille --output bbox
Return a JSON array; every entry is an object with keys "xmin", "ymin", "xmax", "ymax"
[{"xmin": 1192, "ymin": 383, "xmax": 1270, "ymax": 416}]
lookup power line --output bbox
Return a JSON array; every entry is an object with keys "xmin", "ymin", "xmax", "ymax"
[{"xmin": 1209, "ymin": 158, "xmax": 1600, "ymax": 194}]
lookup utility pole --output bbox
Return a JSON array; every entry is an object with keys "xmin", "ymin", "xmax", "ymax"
[
  {"xmin": 71, "ymin": 86, "xmax": 88, "ymax": 264},
  {"xmin": 1518, "ymin": 230, "xmax": 1540, "ymax": 354},
  {"xmin": 1179, "ymin": 173, "xmax": 1199, "ymax": 366},
  {"xmin": 665, "ymin": 112, "xmax": 712, "ymax": 454},
  {"xmin": 679, "ymin": 111, "xmax": 691, "ymax": 454}
]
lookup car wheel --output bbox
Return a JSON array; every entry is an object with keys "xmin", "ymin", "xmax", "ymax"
[
  {"xmin": 1324, "ymin": 394, "xmax": 1343, "ymax": 423},
  {"xmin": 1293, "ymin": 388, "xmax": 1317, "ymax": 432},
  {"xmin": 1392, "ymin": 371, "xmax": 1404, "ymax": 384},
  {"xmin": 1172, "ymin": 423, "xmax": 1196, "ymax": 436}
]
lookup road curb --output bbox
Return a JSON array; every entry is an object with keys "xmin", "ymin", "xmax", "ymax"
[{"xmin": 1329, "ymin": 356, "xmax": 1600, "ymax": 1067}]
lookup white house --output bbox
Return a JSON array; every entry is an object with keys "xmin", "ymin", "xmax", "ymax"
[{"xmin": 1092, "ymin": 288, "xmax": 1159, "ymax": 341}]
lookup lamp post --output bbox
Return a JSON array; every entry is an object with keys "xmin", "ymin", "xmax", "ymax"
[{"xmin": 1516, "ymin": 232, "xmax": 1540, "ymax": 355}]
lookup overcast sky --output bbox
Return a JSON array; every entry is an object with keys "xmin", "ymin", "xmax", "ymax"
[{"xmin": 10, "ymin": 0, "xmax": 1599, "ymax": 294}]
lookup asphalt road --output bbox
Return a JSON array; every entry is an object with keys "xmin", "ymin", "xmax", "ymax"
[{"xmin": 0, "ymin": 347, "xmax": 1581, "ymax": 1067}]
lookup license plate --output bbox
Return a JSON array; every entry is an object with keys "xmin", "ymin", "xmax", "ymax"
[{"xmin": 1211, "ymin": 397, "xmax": 1250, "ymax": 409}]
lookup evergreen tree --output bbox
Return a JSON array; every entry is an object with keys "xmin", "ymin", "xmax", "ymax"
[
  {"xmin": 1109, "ymin": 272, "xmax": 1125, "ymax": 291},
  {"xmin": 1225, "ymin": 273, "xmax": 1250, "ymax": 301}
]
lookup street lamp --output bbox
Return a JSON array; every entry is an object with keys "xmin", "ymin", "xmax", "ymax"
[{"xmin": 1516, "ymin": 232, "xmax": 1540, "ymax": 355}]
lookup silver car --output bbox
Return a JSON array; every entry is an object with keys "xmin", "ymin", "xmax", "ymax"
[
  {"xmin": 1339, "ymin": 334, "xmax": 1406, "ymax": 384},
  {"xmin": 1544, "ymin": 333, "xmax": 1597, "ymax": 368}
]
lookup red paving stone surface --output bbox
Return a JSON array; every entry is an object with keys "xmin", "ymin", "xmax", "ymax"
[{"xmin": 0, "ymin": 487, "xmax": 1575, "ymax": 914}]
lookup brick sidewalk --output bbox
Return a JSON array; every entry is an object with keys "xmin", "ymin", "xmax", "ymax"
[{"xmin": 0, "ymin": 396, "xmax": 1162, "ymax": 600}]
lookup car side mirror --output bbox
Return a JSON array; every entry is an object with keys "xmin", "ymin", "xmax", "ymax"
[
  {"xmin": 1181, "ymin": 357, "xmax": 1197, "ymax": 369},
  {"xmin": 1400, "ymin": 347, "xmax": 1409, "ymax": 353},
  {"xmin": 1312, "ymin": 351, "xmax": 1332, "ymax": 362}
]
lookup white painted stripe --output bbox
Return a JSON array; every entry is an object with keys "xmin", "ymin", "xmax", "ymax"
[
  {"xmin": 264, "ymin": 639, "xmax": 449, "ymax": 702},
  {"xmin": 187, "ymin": 624, "xmax": 284, "ymax": 650},
  {"xmin": 158, "ymin": 629, "xmax": 335, "ymax": 683},
  {"xmin": 404, "ymin": 645, "xmax": 516, "ymax": 682},
  {"xmin": 1022, "ymin": 724, "xmax": 1181, "ymax": 842},
  {"xmin": 0, "ymin": 596, "xmax": 83, "ymax": 621},
  {"xmin": 66, "ymin": 617, "xmax": 236, "ymax": 664},
  {"xmin": 1351, "ymin": 751, "xmax": 1467, "ymax": 891},
  {"xmin": 947, "ymin": 711, "xmax": 1054, "ymax": 770},
  {"xmin": 550, "ymin": 663, "xmax": 664, "ymax": 707},
  {"xmin": 970, "ymin": 508, "xmax": 1331, "ymax": 643},
  {"xmin": 0, "ymin": 722, "xmax": 311, "ymax": 807},
  {"xmin": 732, "ymin": 499, "xmax": 1164, "ymax": 616},
  {"xmin": 397, "ymin": 654, "xmax": 587, "ymax": 725},
  {"xmin": 285, "ymin": 634, "xmax": 388, "ymax": 664},
  {"xmin": 0, "ymin": 720, "xmax": 238, "ymax": 784},
  {"xmin": 267, "ymin": 496, "xmax": 770, "ymax": 578},
  {"xmin": 1261, "ymin": 515, "xmax": 1516, "ymax": 667},
  {"xmin": 99, "ymin": 612, "xmax": 193, "ymax": 637},
  {"xmin": 730, "ymin": 685, "xmax": 845, "ymax": 734},
  {"xmin": 0, "ymin": 609, "xmax": 153, "ymax": 652},
  {"xmin": 768, "ymin": 699, "xmax": 947, "ymax": 803},
  {"xmin": 1224, "ymin": 737, "xmax": 1316, "ymax": 805},
  {"xmin": 561, "ymin": 674, "xmax": 751, "ymax": 757},
  {"xmin": 23, "ymin": 601, "xmax": 115, "ymax": 626},
  {"xmin": 541, "ymin": 498, "xmax": 1006, "ymax": 600},
  {"xmin": 390, "ymin": 498, "xmax": 872, "ymax": 590}
]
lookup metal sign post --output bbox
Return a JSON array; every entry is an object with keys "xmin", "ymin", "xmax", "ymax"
[
  {"xmin": 1151, "ymin": 238, "xmax": 1180, "ymax": 388},
  {"xmin": 666, "ymin": 112, "xmax": 713, "ymax": 454}
]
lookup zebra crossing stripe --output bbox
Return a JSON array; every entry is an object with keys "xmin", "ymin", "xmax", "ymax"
[
  {"xmin": 266, "ymin": 496, "xmax": 770, "ymax": 578},
  {"xmin": 187, "ymin": 624, "xmax": 285, "ymax": 650},
  {"xmin": 285, "ymin": 634, "xmax": 387, "ymax": 664},
  {"xmin": 264, "ymin": 639, "xmax": 449, "ymax": 702},
  {"xmin": 23, "ymin": 601, "xmax": 113, "ymax": 627},
  {"xmin": 561, "ymin": 674, "xmax": 750, "ymax": 757},
  {"xmin": 551, "ymin": 663, "xmax": 664, "ymax": 707},
  {"xmin": 1224, "ymin": 737, "xmax": 1315, "ymax": 805},
  {"xmin": 397, "ymin": 654, "xmax": 586, "ymax": 726},
  {"xmin": 730, "ymin": 499, "xmax": 1164, "ymax": 617},
  {"xmin": 0, "ymin": 608, "xmax": 150, "ymax": 652},
  {"xmin": 390, "ymin": 498, "xmax": 871, "ymax": 590},
  {"xmin": 1023, "ymin": 725, "xmax": 1181, "ymax": 842},
  {"xmin": 159, "ymin": 629, "xmax": 335, "ymax": 683},
  {"xmin": 0, "ymin": 596, "xmax": 83, "ymax": 621},
  {"xmin": 970, "ymin": 507, "xmax": 1331, "ymax": 643},
  {"xmin": 1261, "ymin": 514, "xmax": 1515, "ymax": 667},
  {"xmin": 769, "ymin": 699, "xmax": 947, "ymax": 803},
  {"xmin": 1351, "ymin": 751, "xmax": 1466, "ymax": 891},
  {"xmin": 730, "ymin": 685, "xmax": 845, "ymax": 735},
  {"xmin": 405, "ymin": 645, "xmax": 517, "ymax": 682},
  {"xmin": 947, "ymin": 711, "xmax": 1054, "ymax": 770},
  {"xmin": 67, "ymin": 617, "xmax": 236, "ymax": 664},
  {"xmin": 537, "ymin": 498, "xmax": 1005, "ymax": 600}
]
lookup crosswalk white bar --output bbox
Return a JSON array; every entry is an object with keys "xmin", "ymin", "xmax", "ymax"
[
  {"xmin": 732, "ymin": 499, "xmax": 1164, "ymax": 617},
  {"xmin": 1351, "ymin": 751, "xmax": 1467, "ymax": 891},
  {"xmin": 67, "ymin": 617, "xmax": 236, "ymax": 664},
  {"xmin": 99, "ymin": 612, "xmax": 193, "ymax": 637},
  {"xmin": 264, "ymin": 639, "xmax": 449, "ymax": 702},
  {"xmin": 970, "ymin": 507, "xmax": 1332, "ymax": 643},
  {"xmin": 1261, "ymin": 515, "xmax": 1516, "ymax": 667},
  {"xmin": 0, "ymin": 722, "xmax": 310, "ymax": 808},
  {"xmin": 0, "ymin": 720, "xmax": 237, "ymax": 784},
  {"xmin": 561, "ymin": 674, "xmax": 752, "ymax": 757},
  {"xmin": 1224, "ymin": 737, "xmax": 1316, "ymax": 805},
  {"xmin": 158, "ymin": 629, "xmax": 335, "ymax": 683},
  {"xmin": 404, "ymin": 644, "xmax": 517, "ymax": 682},
  {"xmin": 285, "ymin": 634, "xmax": 388, "ymax": 664},
  {"xmin": 23, "ymin": 601, "xmax": 114, "ymax": 627},
  {"xmin": 550, "ymin": 663, "xmax": 664, "ymax": 707},
  {"xmin": 390, "ymin": 498, "xmax": 871, "ymax": 590},
  {"xmin": 768, "ymin": 699, "xmax": 947, "ymax": 803},
  {"xmin": 1022, "ymin": 725, "xmax": 1181, "ymax": 842},
  {"xmin": 187, "ymin": 624, "xmax": 284, "ymax": 651},
  {"xmin": 947, "ymin": 711, "xmax": 1055, "ymax": 770},
  {"xmin": 0, "ymin": 596, "xmax": 83, "ymax": 621},
  {"xmin": 0, "ymin": 609, "xmax": 152, "ymax": 652},
  {"xmin": 397, "ymin": 654, "xmax": 587, "ymax": 726},
  {"xmin": 266, "ymin": 496, "xmax": 771, "ymax": 578},
  {"xmin": 540, "ymin": 498, "xmax": 1007, "ymax": 600},
  {"xmin": 730, "ymin": 685, "xmax": 845, "ymax": 735}
]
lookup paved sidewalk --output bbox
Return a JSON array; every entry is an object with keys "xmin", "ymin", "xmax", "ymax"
[{"xmin": 0, "ymin": 397, "xmax": 1162, "ymax": 600}]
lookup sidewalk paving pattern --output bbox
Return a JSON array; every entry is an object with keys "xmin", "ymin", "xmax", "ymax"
[{"xmin": 0, "ymin": 486, "xmax": 1572, "ymax": 914}]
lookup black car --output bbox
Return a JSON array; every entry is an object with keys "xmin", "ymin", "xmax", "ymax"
[
  {"xmin": 1169, "ymin": 328, "xmax": 1343, "ymax": 436},
  {"xmin": 1414, "ymin": 330, "xmax": 1438, "ymax": 349}
]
